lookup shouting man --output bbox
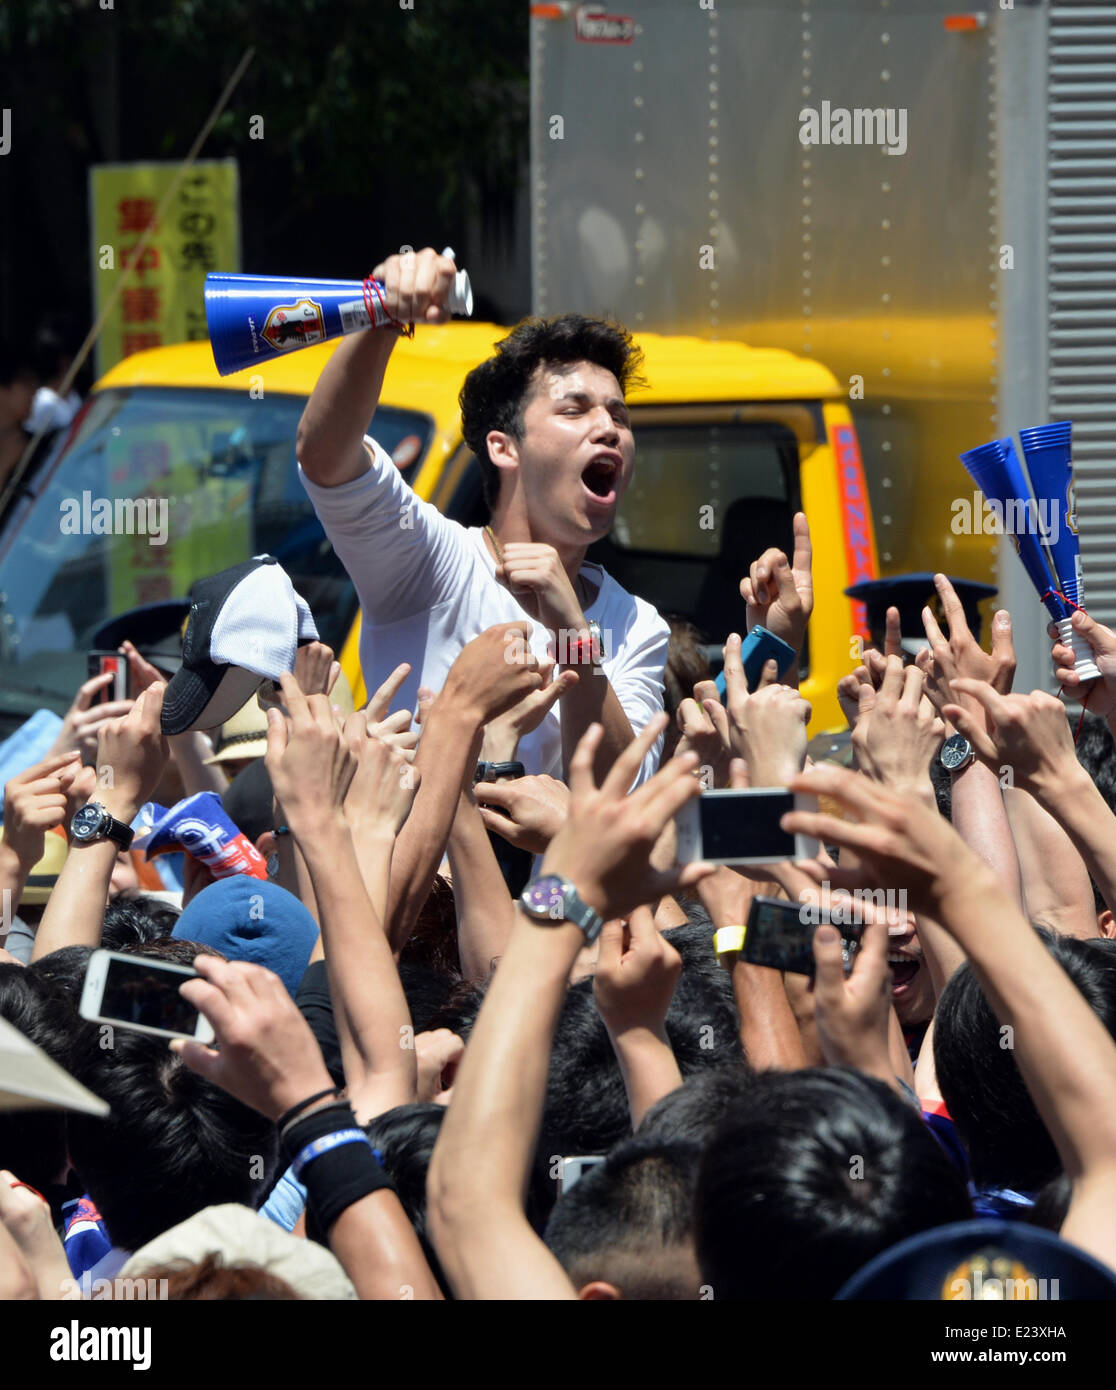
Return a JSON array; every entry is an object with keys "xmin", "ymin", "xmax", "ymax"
[{"xmin": 296, "ymin": 246, "xmax": 670, "ymax": 781}]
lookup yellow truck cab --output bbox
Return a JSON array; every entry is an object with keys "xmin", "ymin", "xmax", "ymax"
[{"xmin": 0, "ymin": 325, "xmax": 876, "ymax": 738}]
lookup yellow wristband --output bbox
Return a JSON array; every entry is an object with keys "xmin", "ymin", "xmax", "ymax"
[{"xmin": 713, "ymin": 925, "xmax": 746, "ymax": 963}]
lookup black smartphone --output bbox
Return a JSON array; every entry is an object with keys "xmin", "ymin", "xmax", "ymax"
[
  {"xmin": 741, "ymin": 895, "xmax": 864, "ymax": 977},
  {"xmin": 87, "ymin": 650, "xmax": 128, "ymax": 704}
]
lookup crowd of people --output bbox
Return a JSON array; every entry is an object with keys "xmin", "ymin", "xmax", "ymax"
[{"xmin": 4, "ymin": 247, "xmax": 1116, "ymax": 1302}]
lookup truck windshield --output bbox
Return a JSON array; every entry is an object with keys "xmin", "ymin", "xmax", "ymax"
[{"xmin": 0, "ymin": 387, "xmax": 431, "ymax": 728}]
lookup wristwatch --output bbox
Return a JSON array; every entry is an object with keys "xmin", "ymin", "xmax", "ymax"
[
  {"xmin": 69, "ymin": 801, "xmax": 135, "ymax": 850},
  {"xmin": 939, "ymin": 732, "xmax": 975, "ymax": 773},
  {"xmin": 519, "ymin": 874, "xmax": 604, "ymax": 943},
  {"xmin": 564, "ymin": 620, "xmax": 607, "ymax": 667},
  {"xmin": 474, "ymin": 760, "xmax": 526, "ymax": 784}
]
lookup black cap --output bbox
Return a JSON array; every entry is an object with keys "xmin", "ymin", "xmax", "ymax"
[
  {"xmin": 845, "ymin": 572, "xmax": 997, "ymax": 651},
  {"xmin": 90, "ymin": 599, "xmax": 191, "ymax": 674},
  {"xmin": 836, "ymin": 1218, "xmax": 1116, "ymax": 1300}
]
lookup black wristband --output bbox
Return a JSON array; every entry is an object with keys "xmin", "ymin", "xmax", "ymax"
[
  {"xmin": 276, "ymin": 1085, "xmax": 341, "ymax": 1132},
  {"xmin": 281, "ymin": 1102, "xmax": 394, "ymax": 1235}
]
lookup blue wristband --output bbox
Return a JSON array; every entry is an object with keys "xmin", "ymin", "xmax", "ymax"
[{"xmin": 292, "ymin": 1128, "xmax": 371, "ymax": 1179}]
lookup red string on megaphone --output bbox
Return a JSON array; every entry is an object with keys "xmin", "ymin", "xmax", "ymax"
[{"xmin": 363, "ymin": 275, "xmax": 414, "ymax": 339}]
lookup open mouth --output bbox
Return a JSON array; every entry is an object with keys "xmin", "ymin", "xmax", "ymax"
[
  {"xmin": 581, "ymin": 456, "xmax": 619, "ymax": 502},
  {"xmin": 888, "ymin": 955, "xmax": 920, "ymax": 993}
]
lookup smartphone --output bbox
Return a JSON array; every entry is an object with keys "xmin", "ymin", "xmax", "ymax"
[
  {"xmin": 742, "ymin": 894, "xmax": 864, "ymax": 977},
  {"xmin": 558, "ymin": 1155, "xmax": 605, "ymax": 1195},
  {"xmin": 87, "ymin": 651, "xmax": 128, "ymax": 704},
  {"xmin": 675, "ymin": 788, "xmax": 819, "ymax": 866},
  {"xmin": 79, "ymin": 949, "xmax": 215, "ymax": 1044},
  {"xmin": 714, "ymin": 625, "xmax": 798, "ymax": 697}
]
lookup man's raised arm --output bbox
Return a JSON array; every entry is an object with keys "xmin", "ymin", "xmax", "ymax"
[{"xmin": 295, "ymin": 247, "xmax": 458, "ymax": 488}]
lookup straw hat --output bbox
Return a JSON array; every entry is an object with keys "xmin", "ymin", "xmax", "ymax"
[{"xmin": 2, "ymin": 826, "xmax": 69, "ymax": 906}]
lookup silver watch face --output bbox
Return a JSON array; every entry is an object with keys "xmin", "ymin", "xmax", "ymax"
[
  {"xmin": 940, "ymin": 733, "xmax": 973, "ymax": 771},
  {"xmin": 521, "ymin": 874, "xmax": 567, "ymax": 922}
]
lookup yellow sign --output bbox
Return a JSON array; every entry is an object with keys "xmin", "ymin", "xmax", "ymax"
[{"xmin": 89, "ymin": 160, "xmax": 240, "ymax": 376}]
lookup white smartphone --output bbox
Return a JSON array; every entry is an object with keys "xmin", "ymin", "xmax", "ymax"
[
  {"xmin": 675, "ymin": 788, "xmax": 820, "ymax": 866},
  {"xmin": 79, "ymin": 949, "xmax": 216, "ymax": 1045}
]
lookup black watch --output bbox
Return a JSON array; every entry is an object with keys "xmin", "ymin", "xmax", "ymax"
[
  {"xmin": 475, "ymin": 761, "xmax": 526, "ymax": 784},
  {"xmin": 69, "ymin": 801, "xmax": 134, "ymax": 850},
  {"xmin": 939, "ymin": 733, "xmax": 974, "ymax": 773}
]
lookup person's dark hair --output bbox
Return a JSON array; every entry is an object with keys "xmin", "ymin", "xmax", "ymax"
[
  {"xmin": 135, "ymin": 1252, "xmax": 301, "ymax": 1300},
  {"xmin": 1075, "ymin": 713, "xmax": 1116, "ymax": 813},
  {"xmin": 695, "ymin": 1067, "xmax": 972, "ymax": 1300},
  {"xmin": 65, "ymin": 1023, "xmax": 278, "ymax": 1253},
  {"xmin": 0, "ymin": 965, "xmax": 74, "ymax": 1191},
  {"xmin": 544, "ymin": 1137, "xmax": 703, "ymax": 1298},
  {"xmin": 100, "ymin": 895, "xmax": 182, "ymax": 952},
  {"xmin": 928, "ymin": 753, "xmax": 953, "ymax": 821},
  {"xmin": 934, "ymin": 928, "xmax": 1116, "ymax": 1193},
  {"xmin": 661, "ymin": 617, "xmax": 714, "ymax": 762},
  {"xmin": 1028, "ymin": 1173, "xmax": 1071, "ymax": 1233},
  {"xmin": 459, "ymin": 314, "xmax": 645, "ymax": 510},
  {"xmin": 435, "ymin": 912, "xmax": 742, "ymax": 1160},
  {"xmin": 32, "ymin": 313, "xmax": 82, "ymax": 385},
  {"xmin": 637, "ymin": 1064, "xmax": 753, "ymax": 1146}
]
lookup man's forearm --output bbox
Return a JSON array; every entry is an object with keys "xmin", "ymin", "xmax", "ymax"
[
  {"xmin": 387, "ymin": 701, "xmax": 479, "ymax": 955},
  {"xmin": 296, "ymin": 329, "xmax": 399, "ymax": 486},
  {"xmin": 427, "ymin": 907, "xmax": 581, "ymax": 1300},
  {"xmin": 949, "ymin": 760, "xmax": 1022, "ymax": 907},
  {"xmin": 608, "ymin": 1026, "xmax": 683, "ymax": 1128},
  {"xmin": 327, "ymin": 1190, "xmax": 443, "ymax": 1301},
  {"xmin": 32, "ymin": 839, "xmax": 117, "ymax": 961},
  {"xmin": 558, "ymin": 670, "xmax": 634, "ymax": 783},
  {"xmin": 1003, "ymin": 787, "xmax": 1097, "ymax": 939},
  {"xmin": 447, "ymin": 792, "xmax": 517, "ymax": 984},
  {"xmin": 1032, "ymin": 766, "xmax": 1116, "ymax": 916}
]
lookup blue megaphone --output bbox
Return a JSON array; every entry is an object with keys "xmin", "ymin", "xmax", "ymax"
[{"xmin": 203, "ymin": 266, "xmax": 474, "ymax": 377}]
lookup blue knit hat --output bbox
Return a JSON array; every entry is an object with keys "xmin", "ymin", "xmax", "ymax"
[{"xmin": 172, "ymin": 877, "xmax": 318, "ymax": 997}]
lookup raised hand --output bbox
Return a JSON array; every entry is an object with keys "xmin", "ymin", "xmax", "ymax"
[
  {"xmin": 95, "ymin": 684, "xmax": 170, "ymax": 824},
  {"xmin": 264, "ymin": 673, "xmax": 356, "ymax": 830},
  {"xmin": 739, "ymin": 511, "xmax": 813, "ymax": 660},
  {"xmin": 539, "ymin": 714, "xmax": 714, "ymax": 921},
  {"xmin": 368, "ymin": 246, "xmax": 459, "ymax": 327},
  {"xmin": 593, "ymin": 905, "xmax": 682, "ymax": 1039},
  {"xmin": 1, "ymin": 751, "xmax": 79, "ymax": 867},
  {"xmin": 852, "ymin": 655, "xmax": 944, "ymax": 793},
  {"xmin": 481, "ymin": 657, "xmax": 578, "ymax": 762},
  {"xmin": 722, "ymin": 631, "xmax": 811, "ymax": 785},
  {"xmin": 174, "ymin": 956, "xmax": 335, "ymax": 1122},
  {"xmin": 943, "ymin": 679, "xmax": 1078, "ymax": 798},
  {"xmin": 343, "ymin": 714, "xmax": 420, "ymax": 838},
  {"xmin": 474, "ymin": 773, "xmax": 569, "ymax": 854},
  {"xmin": 1050, "ymin": 609, "xmax": 1116, "ymax": 715},
  {"xmin": 808, "ymin": 901, "xmax": 893, "ymax": 1086},
  {"xmin": 915, "ymin": 574, "xmax": 1014, "ymax": 730},
  {"xmin": 47, "ymin": 671, "xmax": 133, "ymax": 763},
  {"xmin": 439, "ymin": 622, "xmax": 544, "ymax": 726},
  {"xmin": 495, "ymin": 542, "xmax": 585, "ymax": 634}
]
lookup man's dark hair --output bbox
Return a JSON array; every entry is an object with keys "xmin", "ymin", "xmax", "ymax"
[
  {"xmin": 100, "ymin": 894, "xmax": 182, "ymax": 952},
  {"xmin": 459, "ymin": 314, "xmax": 645, "ymax": 510},
  {"xmin": 29, "ymin": 944, "xmax": 274, "ymax": 1253},
  {"xmin": 0, "ymin": 340, "xmax": 38, "ymax": 389},
  {"xmin": 934, "ymin": 929, "xmax": 1116, "ymax": 1192},
  {"xmin": 221, "ymin": 758, "xmax": 275, "ymax": 847},
  {"xmin": 638, "ymin": 1064, "xmax": 753, "ymax": 1146},
  {"xmin": 66, "ymin": 1025, "xmax": 277, "ymax": 1253},
  {"xmin": 695, "ymin": 1067, "xmax": 972, "ymax": 1300},
  {"xmin": 0, "ymin": 965, "xmax": 74, "ymax": 1192},
  {"xmin": 544, "ymin": 1137, "xmax": 702, "ymax": 1299}
]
